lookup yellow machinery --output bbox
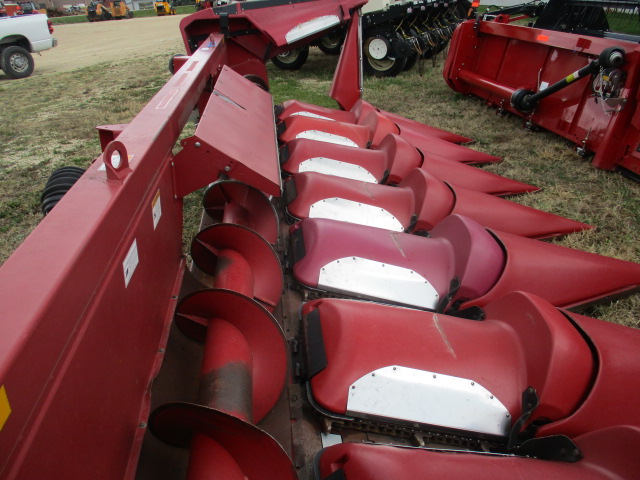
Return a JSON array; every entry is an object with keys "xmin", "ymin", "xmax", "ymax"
[
  {"xmin": 86, "ymin": 0, "xmax": 132, "ymax": 21},
  {"xmin": 154, "ymin": 0, "xmax": 175, "ymax": 16},
  {"xmin": 111, "ymin": 0, "xmax": 131, "ymax": 18}
]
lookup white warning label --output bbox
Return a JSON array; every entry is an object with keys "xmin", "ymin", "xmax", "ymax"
[
  {"xmin": 123, "ymin": 239, "xmax": 139, "ymax": 287},
  {"xmin": 152, "ymin": 189, "xmax": 162, "ymax": 230}
]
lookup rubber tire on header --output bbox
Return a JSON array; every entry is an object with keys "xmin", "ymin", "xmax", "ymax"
[
  {"xmin": 363, "ymin": 35, "xmax": 407, "ymax": 78},
  {"xmin": 317, "ymin": 31, "xmax": 344, "ymax": 55},
  {"xmin": 168, "ymin": 53, "xmax": 183, "ymax": 75},
  {"xmin": 272, "ymin": 46, "xmax": 309, "ymax": 70},
  {"xmin": 40, "ymin": 166, "xmax": 85, "ymax": 215},
  {"xmin": 0, "ymin": 46, "xmax": 34, "ymax": 79}
]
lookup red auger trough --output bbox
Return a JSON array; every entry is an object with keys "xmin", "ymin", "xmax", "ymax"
[{"xmin": 1, "ymin": 1, "xmax": 640, "ymax": 479}]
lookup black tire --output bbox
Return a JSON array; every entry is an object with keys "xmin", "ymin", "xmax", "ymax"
[
  {"xmin": 168, "ymin": 53, "xmax": 185, "ymax": 74},
  {"xmin": 363, "ymin": 35, "xmax": 407, "ymax": 77},
  {"xmin": 244, "ymin": 74, "xmax": 269, "ymax": 91},
  {"xmin": 41, "ymin": 166, "xmax": 85, "ymax": 215},
  {"xmin": 455, "ymin": 0, "xmax": 472, "ymax": 20},
  {"xmin": 317, "ymin": 31, "xmax": 344, "ymax": 55},
  {"xmin": 271, "ymin": 45, "xmax": 309, "ymax": 70},
  {"xmin": 0, "ymin": 46, "xmax": 34, "ymax": 79},
  {"xmin": 403, "ymin": 51, "xmax": 418, "ymax": 71}
]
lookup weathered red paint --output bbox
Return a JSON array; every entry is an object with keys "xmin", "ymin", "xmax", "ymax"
[{"xmin": 445, "ymin": 20, "xmax": 640, "ymax": 176}]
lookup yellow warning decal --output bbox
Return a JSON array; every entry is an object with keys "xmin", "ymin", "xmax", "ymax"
[
  {"xmin": 566, "ymin": 73, "xmax": 576, "ymax": 83},
  {"xmin": 0, "ymin": 385, "xmax": 11, "ymax": 431}
]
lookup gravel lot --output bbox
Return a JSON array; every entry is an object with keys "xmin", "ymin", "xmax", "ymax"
[{"xmin": 31, "ymin": 14, "xmax": 186, "ymax": 76}]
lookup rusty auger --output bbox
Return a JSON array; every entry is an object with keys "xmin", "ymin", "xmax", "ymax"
[{"xmin": 149, "ymin": 195, "xmax": 295, "ymax": 477}]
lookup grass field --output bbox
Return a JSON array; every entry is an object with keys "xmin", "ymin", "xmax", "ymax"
[{"xmin": 0, "ymin": 45, "xmax": 638, "ymax": 326}]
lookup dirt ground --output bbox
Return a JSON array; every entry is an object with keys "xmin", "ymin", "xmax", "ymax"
[{"xmin": 31, "ymin": 14, "xmax": 187, "ymax": 76}]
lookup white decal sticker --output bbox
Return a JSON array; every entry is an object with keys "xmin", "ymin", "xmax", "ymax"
[
  {"xmin": 123, "ymin": 239, "xmax": 139, "ymax": 287},
  {"xmin": 152, "ymin": 189, "xmax": 162, "ymax": 230}
]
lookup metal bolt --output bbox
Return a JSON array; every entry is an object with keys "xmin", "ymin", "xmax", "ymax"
[
  {"xmin": 194, "ymin": 142, "xmax": 201, "ymax": 148},
  {"xmin": 139, "ymin": 422, "xmax": 147, "ymax": 428},
  {"xmin": 224, "ymin": 165, "xmax": 231, "ymax": 172},
  {"xmin": 158, "ymin": 348, "xmax": 165, "ymax": 353},
  {"xmin": 471, "ymin": 382, "xmax": 475, "ymax": 386}
]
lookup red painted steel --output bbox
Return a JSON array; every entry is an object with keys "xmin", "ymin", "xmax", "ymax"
[
  {"xmin": 190, "ymin": 224, "xmax": 283, "ymax": 312},
  {"xmin": 463, "ymin": 228, "xmax": 640, "ymax": 310},
  {"xmin": 151, "ymin": 404, "xmax": 297, "ymax": 479},
  {"xmin": 329, "ymin": 9, "xmax": 362, "ymax": 111},
  {"xmin": 202, "ymin": 180, "xmax": 279, "ymax": 245},
  {"xmin": 303, "ymin": 291, "xmax": 594, "ymax": 428},
  {"xmin": 444, "ymin": 19, "xmax": 640, "ymax": 176},
  {"xmin": 316, "ymin": 426, "xmax": 640, "ymax": 479},
  {"xmin": 281, "ymin": 133, "xmax": 537, "ymax": 194},
  {"xmin": 280, "ymin": 112, "xmax": 502, "ymax": 164},
  {"xmin": 173, "ymin": 66, "xmax": 282, "ymax": 198},
  {"xmin": 278, "ymin": 98, "xmax": 473, "ymax": 144},
  {"xmin": 291, "ymin": 214, "xmax": 640, "ymax": 311},
  {"xmin": 179, "ymin": 0, "xmax": 366, "ymax": 88},
  {"xmin": 281, "ymin": 134, "xmax": 422, "ymax": 184},
  {"xmin": 173, "ymin": 289, "xmax": 287, "ymax": 428},
  {"xmin": 536, "ymin": 309, "xmax": 640, "ymax": 438},
  {"xmin": 157, "ymin": 287, "xmax": 292, "ymax": 478},
  {"xmin": 292, "ymin": 215, "xmax": 506, "ymax": 305},
  {"xmin": 285, "ymin": 168, "xmax": 592, "ymax": 238},
  {"xmin": 1, "ymin": 2, "xmax": 638, "ymax": 478},
  {"xmin": 0, "ymin": 35, "xmax": 229, "ymax": 479}
]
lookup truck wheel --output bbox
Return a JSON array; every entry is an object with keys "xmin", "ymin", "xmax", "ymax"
[
  {"xmin": 317, "ymin": 31, "xmax": 343, "ymax": 55},
  {"xmin": 363, "ymin": 35, "xmax": 407, "ymax": 77},
  {"xmin": 0, "ymin": 46, "xmax": 35, "ymax": 79},
  {"xmin": 271, "ymin": 46, "xmax": 309, "ymax": 70}
]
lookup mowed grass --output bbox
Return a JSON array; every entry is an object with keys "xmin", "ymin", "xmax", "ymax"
[{"xmin": 0, "ymin": 46, "xmax": 638, "ymax": 327}]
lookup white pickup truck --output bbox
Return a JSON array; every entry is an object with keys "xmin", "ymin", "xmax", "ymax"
[{"xmin": 0, "ymin": 13, "xmax": 57, "ymax": 79}]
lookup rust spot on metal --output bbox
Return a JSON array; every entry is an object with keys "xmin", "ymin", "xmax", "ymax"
[{"xmin": 198, "ymin": 362, "xmax": 253, "ymax": 423}]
